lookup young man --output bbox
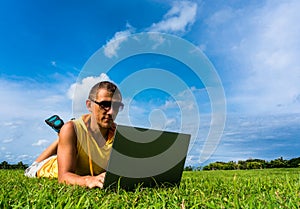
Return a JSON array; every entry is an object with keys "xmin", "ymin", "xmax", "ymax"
[{"xmin": 25, "ymin": 81, "xmax": 124, "ymax": 188}]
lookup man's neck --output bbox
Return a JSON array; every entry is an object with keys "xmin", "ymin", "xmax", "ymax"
[
  {"xmin": 89, "ymin": 117, "xmax": 108, "ymax": 141},
  {"xmin": 98, "ymin": 125, "xmax": 109, "ymax": 140}
]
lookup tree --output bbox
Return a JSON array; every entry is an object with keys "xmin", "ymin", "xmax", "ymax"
[
  {"xmin": 246, "ymin": 161, "xmax": 262, "ymax": 169},
  {"xmin": 269, "ymin": 157, "xmax": 287, "ymax": 168},
  {"xmin": 17, "ymin": 161, "xmax": 27, "ymax": 169},
  {"xmin": 287, "ymin": 157, "xmax": 300, "ymax": 168},
  {"xmin": 224, "ymin": 161, "xmax": 237, "ymax": 170},
  {"xmin": 184, "ymin": 165, "xmax": 193, "ymax": 171},
  {"xmin": 0, "ymin": 161, "xmax": 9, "ymax": 169}
]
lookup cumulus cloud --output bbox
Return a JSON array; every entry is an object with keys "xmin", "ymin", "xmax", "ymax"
[
  {"xmin": 103, "ymin": 23, "xmax": 135, "ymax": 58},
  {"xmin": 103, "ymin": 1, "xmax": 197, "ymax": 56},
  {"xmin": 148, "ymin": 1, "xmax": 197, "ymax": 33},
  {"xmin": 67, "ymin": 73, "xmax": 111, "ymax": 100},
  {"xmin": 68, "ymin": 73, "xmax": 113, "ymax": 117}
]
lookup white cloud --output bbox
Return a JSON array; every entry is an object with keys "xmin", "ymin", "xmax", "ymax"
[
  {"xmin": 0, "ymin": 76, "xmax": 72, "ymax": 119},
  {"xmin": 67, "ymin": 73, "xmax": 111, "ymax": 100},
  {"xmin": 205, "ymin": 7, "xmax": 235, "ymax": 27},
  {"xmin": 165, "ymin": 118, "xmax": 177, "ymax": 127},
  {"xmin": 204, "ymin": 0, "xmax": 300, "ymax": 114},
  {"xmin": 17, "ymin": 154, "xmax": 31, "ymax": 162},
  {"xmin": 32, "ymin": 139, "xmax": 49, "ymax": 147},
  {"xmin": 2, "ymin": 138, "xmax": 14, "ymax": 143},
  {"xmin": 239, "ymin": 0, "xmax": 300, "ymax": 114},
  {"xmin": 148, "ymin": 33, "xmax": 166, "ymax": 50},
  {"xmin": 148, "ymin": 1, "xmax": 197, "ymax": 33},
  {"xmin": 103, "ymin": 24, "xmax": 135, "ymax": 58},
  {"xmin": 0, "ymin": 75, "xmax": 74, "ymax": 164},
  {"xmin": 69, "ymin": 73, "xmax": 113, "ymax": 117}
]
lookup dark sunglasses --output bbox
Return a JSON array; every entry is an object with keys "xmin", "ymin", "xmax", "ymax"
[{"xmin": 91, "ymin": 100, "xmax": 124, "ymax": 111}]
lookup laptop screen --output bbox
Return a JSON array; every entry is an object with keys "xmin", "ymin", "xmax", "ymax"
[{"xmin": 103, "ymin": 125, "xmax": 191, "ymax": 190}]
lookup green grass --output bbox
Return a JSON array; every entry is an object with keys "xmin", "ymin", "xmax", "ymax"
[{"xmin": 1, "ymin": 168, "xmax": 300, "ymax": 208}]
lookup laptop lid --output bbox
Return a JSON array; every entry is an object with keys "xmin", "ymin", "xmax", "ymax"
[{"xmin": 103, "ymin": 125, "xmax": 191, "ymax": 190}]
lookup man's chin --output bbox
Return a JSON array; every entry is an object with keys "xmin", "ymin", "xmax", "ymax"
[{"xmin": 100, "ymin": 121, "xmax": 112, "ymax": 129}]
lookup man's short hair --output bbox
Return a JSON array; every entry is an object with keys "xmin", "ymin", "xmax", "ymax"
[{"xmin": 88, "ymin": 81, "xmax": 122, "ymax": 100}]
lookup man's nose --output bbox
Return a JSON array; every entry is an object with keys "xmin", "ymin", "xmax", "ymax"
[{"xmin": 107, "ymin": 106, "xmax": 114, "ymax": 115}]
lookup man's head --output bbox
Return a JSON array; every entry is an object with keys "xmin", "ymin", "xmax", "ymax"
[{"xmin": 86, "ymin": 81, "xmax": 123, "ymax": 129}]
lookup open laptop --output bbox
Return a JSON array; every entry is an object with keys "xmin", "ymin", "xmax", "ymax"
[{"xmin": 103, "ymin": 125, "xmax": 191, "ymax": 190}]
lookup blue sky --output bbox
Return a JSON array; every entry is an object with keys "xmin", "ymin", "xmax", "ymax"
[{"xmin": 1, "ymin": 0, "xmax": 300, "ymax": 167}]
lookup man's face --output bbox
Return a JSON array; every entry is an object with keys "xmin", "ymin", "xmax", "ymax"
[{"xmin": 92, "ymin": 88, "xmax": 122, "ymax": 129}]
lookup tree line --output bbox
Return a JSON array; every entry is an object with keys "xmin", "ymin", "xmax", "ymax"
[
  {"xmin": 184, "ymin": 157, "xmax": 300, "ymax": 171},
  {"xmin": 202, "ymin": 157, "xmax": 300, "ymax": 171},
  {"xmin": 0, "ymin": 161, "xmax": 28, "ymax": 170}
]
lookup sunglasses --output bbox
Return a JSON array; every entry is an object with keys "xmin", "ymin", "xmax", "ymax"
[{"xmin": 91, "ymin": 100, "xmax": 124, "ymax": 111}]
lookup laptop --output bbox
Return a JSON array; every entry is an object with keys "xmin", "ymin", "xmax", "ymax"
[{"xmin": 103, "ymin": 125, "xmax": 191, "ymax": 190}]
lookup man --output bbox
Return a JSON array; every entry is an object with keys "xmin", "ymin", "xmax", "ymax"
[{"xmin": 25, "ymin": 81, "xmax": 124, "ymax": 188}]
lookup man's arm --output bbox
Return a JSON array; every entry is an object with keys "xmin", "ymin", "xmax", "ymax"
[
  {"xmin": 34, "ymin": 139, "xmax": 58, "ymax": 163},
  {"xmin": 57, "ymin": 121, "xmax": 105, "ymax": 188}
]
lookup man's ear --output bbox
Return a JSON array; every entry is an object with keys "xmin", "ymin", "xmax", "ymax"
[{"xmin": 86, "ymin": 100, "xmax": 92, "ymax": 112}]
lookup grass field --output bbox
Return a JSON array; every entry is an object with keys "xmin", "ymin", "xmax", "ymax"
[{"xmin": 1, "ymin": 168, "xmax": 299, "ymax": 208}]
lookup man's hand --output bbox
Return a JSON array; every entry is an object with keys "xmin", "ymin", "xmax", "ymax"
[{"xmin": 84, "ymin": 172, "xmax": 106, "ymax": 188}]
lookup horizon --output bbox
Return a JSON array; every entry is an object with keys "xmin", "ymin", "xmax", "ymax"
[{"xmin": 0, "ymin": 0, "xmax": 300, "ymax": 167}]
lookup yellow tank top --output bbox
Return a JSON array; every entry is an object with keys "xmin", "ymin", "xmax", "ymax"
[{"xmin": 37, "ymin": 114, "xmax": 115, "ymax": 178}]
